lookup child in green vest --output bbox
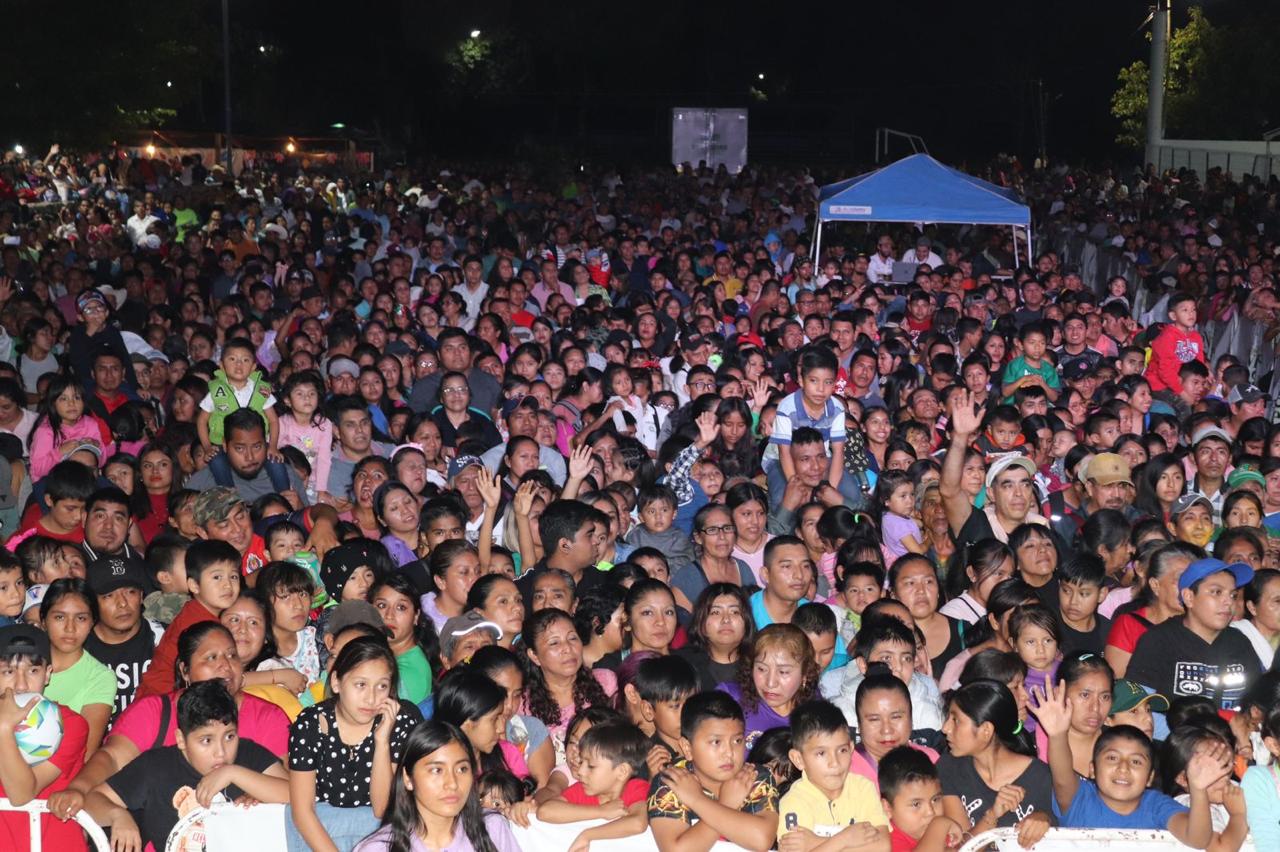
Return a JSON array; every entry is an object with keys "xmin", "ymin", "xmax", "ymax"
[{"xmin": 196, "ymin": 337, "xmax": 281, "ymax": 463}]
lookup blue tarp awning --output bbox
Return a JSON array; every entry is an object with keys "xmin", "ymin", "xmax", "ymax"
[{"xmin": 817, "ymin": 154, "xmax": 1030, "ymax": 226}]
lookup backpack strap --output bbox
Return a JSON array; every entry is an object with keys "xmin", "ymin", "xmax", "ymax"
[{"xmin": 152, "ymin": 694, "xmax": 173, "ymax": 750}]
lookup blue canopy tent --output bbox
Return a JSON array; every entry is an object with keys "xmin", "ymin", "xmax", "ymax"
[{"xmin": 813, "ymin": 154, "xmax": 1033, "ymax": 269}]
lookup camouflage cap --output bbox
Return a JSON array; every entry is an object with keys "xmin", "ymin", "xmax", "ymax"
[{"xmin": 192, "ymin": 487, "xmax": 245, "ymax": 527}]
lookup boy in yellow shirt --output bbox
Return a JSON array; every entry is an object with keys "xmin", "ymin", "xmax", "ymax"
[{"xmin": 779, "ymin": 699, "xmax": 890, "ymax": 852}]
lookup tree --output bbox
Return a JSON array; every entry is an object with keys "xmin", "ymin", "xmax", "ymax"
[{"xmin": 1111, "ymin": 6, "xmax": 1221, "ymax": 149}]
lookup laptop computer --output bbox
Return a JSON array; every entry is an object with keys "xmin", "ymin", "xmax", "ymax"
[{"xmin": 890, "ymin": 261, "xmax": 919, "ymax": 284}]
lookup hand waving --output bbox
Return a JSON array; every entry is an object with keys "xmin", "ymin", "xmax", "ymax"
[
  {"xmin": 476, "ymin": 471, "xmax": 502, "ymax": 511},
  {"xmin": 694, "ymin": 410, "xmax": 720, "ymax": 448},
  {"xmin": 567, "ymin": 445, "xmax": 594, "ymax": 481},
  {"xmin": 1185, "ymin": 740, "xmax": 1233, "ymax": 793},
  {"xmin": 949, "ymin": 390, "xmax": 985, "ymax": 437},
  {"xmin": 1028, "ymin": 678, "xmax": 1072, "ymax": 738},
  {"xmin": 512, "ymin": 480, "xmax": 538, "ymax": 515}
]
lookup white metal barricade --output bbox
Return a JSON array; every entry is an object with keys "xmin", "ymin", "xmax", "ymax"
[
  {"xmin": 0, "ymin": 796, "xmax": 111, "ymax": 852},
  {"xmin": 959, "ymin": 826, "xmax": 1257, "ymax": 852}
]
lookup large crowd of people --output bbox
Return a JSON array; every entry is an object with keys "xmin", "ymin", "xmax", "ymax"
[{"xmin": 0, "ymin": 143, "xmax": 1278, "ymax": 852}]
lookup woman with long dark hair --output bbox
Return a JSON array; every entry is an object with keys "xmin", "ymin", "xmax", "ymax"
[
  {"xmin": 675, "ymin": 582, "xmax": 756, "ymax": 691},
  {"xmin": 520, "ymin": 607, "xmax": 613, "ymax": 763},
  {"xmin": 1134, "ymin": 452, "xmax": 1186, "ymax": 524},
  {"xmin": 355, "ymin": 720, "xmax": 518, "ymax": 852},
  {"xmin": 938, "ymin": 679, "xmax": 1052, "ymax": 842},
  {"xmin": 433, "ymin": 667, "xmax": 526, "ymax": 779}
]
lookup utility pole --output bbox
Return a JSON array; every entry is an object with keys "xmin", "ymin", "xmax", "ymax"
[
  {"xmin": 1145, "ymin": 0, "xmax": 1171, "ymax": 170},
  {"xmin": 222, "ymin": 0, "xmax": 233, "ymax": 174}
]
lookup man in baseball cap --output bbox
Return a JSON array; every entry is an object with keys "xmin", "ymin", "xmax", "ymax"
[
  {"xmin": 327, "ymin": 356, "xmax": 360, "ymax": 397},
  {"xmin": 192, "ymin": 487, "xmax": 268, "ymax": 580},
  {"xmin": 1081, "ymin": 452, "xmax": 1136, "ymax": 519},
  {"xmin": 1127, "ymin": 555, "xmax": 1261, "ymax": 711},
  {"xmin": 447, "ymin": 456, "xmax": 486, "ymax": 535},
  {"xmin": 1189, "ymin": 425, "xmax": 1231, "ymax": 523},
  {"xmin": 1227, "ymin": 383, "xmax": 1268, "ymax": 437},
  {"xmin": 84, "ymin": 554, "xmax": 160, "ymax": 714}
]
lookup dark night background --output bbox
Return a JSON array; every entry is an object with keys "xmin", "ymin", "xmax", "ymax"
[{"xmin": 3, "ymin": 0, "xmax": 1275, "ymax": 168}]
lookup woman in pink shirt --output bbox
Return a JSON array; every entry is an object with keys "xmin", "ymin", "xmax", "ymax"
[
  {"xmin": 848, "ymin": 670, "xmax": 939, "ymax": 791},
  {"xmin": 46, "ymin": 621, "xmax": 289, "ymax": 822}
]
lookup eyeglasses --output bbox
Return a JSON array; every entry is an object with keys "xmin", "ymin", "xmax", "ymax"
[
  {"xmin": 442, "ymin": 386, "xmax": 468, "ymax": 395},
  {"xmin": 700, "ymin": 524, "xmax": 736, "ymax": 536},
  {"xmin": 690, "ymin": 381, "xmax": 715, "ymax": 391}
]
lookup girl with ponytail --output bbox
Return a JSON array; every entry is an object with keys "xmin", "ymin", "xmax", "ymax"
[{"xmin": 937, "ymin": 679, "xmax": 1053, "ymax": 846}]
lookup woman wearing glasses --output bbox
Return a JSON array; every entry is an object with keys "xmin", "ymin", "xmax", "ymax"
[
  {"xmin": 430, "ymin": 370, "xmax": 502, "ymax": 452},
  {"xmin": 670, "ymin": 503, "xmax": 757, "ymax": 613}
]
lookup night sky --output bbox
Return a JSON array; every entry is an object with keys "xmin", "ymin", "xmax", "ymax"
[{"xmin": 6, "ymin": 0, "xmax": 1260, "ymax": 166}]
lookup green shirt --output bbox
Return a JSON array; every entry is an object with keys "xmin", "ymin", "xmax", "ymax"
[
  {"xmin": 45, "ymin": 650, "xmax": 117, "ymax": 714},
  {"xmin": 396, "ymin": 645, "xmax": 433, "ymax": 703},
  {"xmin": 1001, "ymin": 355, "xmax": 1060, "ymax": 403}
]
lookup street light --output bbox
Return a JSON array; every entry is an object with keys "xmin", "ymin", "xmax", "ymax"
[
  {"xmin": 145, "ymin": 143, "xmax": 157, "ymax": 157},
  {"xmin": 166, "ymin": 80, "xmax": 172, "ymax": 88},
  {"xmin": 285, "ymin": 141, "xmax": 296, "ymax": 154},
  {"xmin": 757, "ymin": 73, "xmax": 765, "ymax": 80},
  {"xmin": 258, "ymin": 44, "xmax": 266, "ymax": 53},
  {"xmin": 12, "ymin": 145, "xmax": 22, "ymax": 156},
  {"xmin": 470, "ymin": 29, "xmax": 481, "ymax": 38}
]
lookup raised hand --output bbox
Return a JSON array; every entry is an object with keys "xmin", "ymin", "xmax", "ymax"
[
  {"xmin": 949, "ymin": 390, "xmax": 985, "ymax": 437},
  {"xmin": 476, "ymin": 471, "xmax": 502, "ymax": 511},
  {"xmin": 1185, "ymin": 741, "xmax": 1233, "ymax": 792},
  {"xmin": 1029, "ymin": 679, "xmax": 1072, "ymax": 738},
  {"xmin": 512, "ymin": 480, "xmax": 538, "ymax": 515},
  {"xmin": 694, "ymin": 410, "xmax": 720, "ymax": 448},
  {"xmin": 567, "ymin": 445, "xmax": 594, "ymax": 481},
  {"xmin": 751, "ymin": 378, "xmax": 771, "ymax": 410}
]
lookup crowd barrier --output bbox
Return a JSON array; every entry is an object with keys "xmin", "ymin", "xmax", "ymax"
[
  {"xmin": 0, "ymin": 797, "xmax": 111, "ymax": 852},
  {"xmin": 958, "ymin": 826, "xmax": 1258, "ymax": 852},
  {"xmin": 3, "ymin": 799, "xmax": 1264, "ymax": 852}
]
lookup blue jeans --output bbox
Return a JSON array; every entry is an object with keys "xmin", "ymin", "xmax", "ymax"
[{"xmin": 285, "ymin": 803, "xmax": 379, "ymax": 852}]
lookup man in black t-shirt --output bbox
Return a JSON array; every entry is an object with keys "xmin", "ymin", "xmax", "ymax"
[
  {"xmin": 1127, "ymin": 556, "xmax": 1261, "ymax": 711},
  {"xmin": 83, "ymin": 555, "xmax": 162, "ymax": 718}
]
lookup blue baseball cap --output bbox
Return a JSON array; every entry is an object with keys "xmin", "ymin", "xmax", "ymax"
[{"xmin": 1177, "ymin": 558, "xmax": 1255, "ymax": 593}]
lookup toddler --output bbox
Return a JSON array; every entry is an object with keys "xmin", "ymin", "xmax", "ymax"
[
  {"xmin": 877, "ymin": 470, "xmax": 926, "ymax": 558},
  {"xmin": 537, "ymin": 723, "xmax": 651, "ymax": 852},
  {"xmin": 624, "ymin": 485, "xmax": 695, "ymax": 577}
]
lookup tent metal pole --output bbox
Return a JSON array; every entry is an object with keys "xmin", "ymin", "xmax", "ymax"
[
  {"xmin": 1027, "ymin": 222, "xmax": 1034, "ymax": 268},
  {"xmin": 812, "ymin": 218, "xmax": 823, "ymax": 266}
]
